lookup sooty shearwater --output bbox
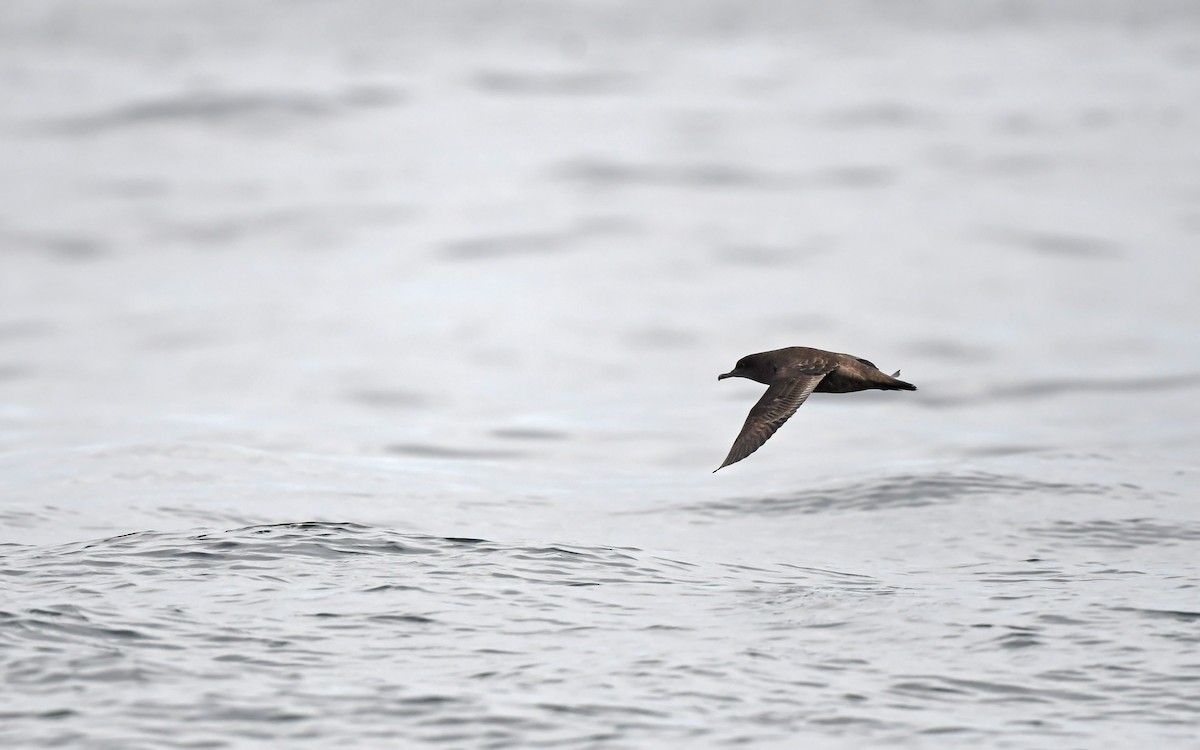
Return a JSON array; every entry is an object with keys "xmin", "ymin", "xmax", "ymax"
[{"xmin": 715, "ymin": 346, "xmax": 916, "ymax": 471}]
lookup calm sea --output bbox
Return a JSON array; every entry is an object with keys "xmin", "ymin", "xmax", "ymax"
[{"xmin": 2, "ymin": 1, "xmax": 1199, "ymax": 747}]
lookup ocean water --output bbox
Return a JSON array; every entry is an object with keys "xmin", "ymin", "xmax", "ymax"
[{"xmin": 2, "ymin": 1, "xmax": 1200, "ymax": 748}]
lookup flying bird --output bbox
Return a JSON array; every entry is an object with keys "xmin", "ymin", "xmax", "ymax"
[{"xmin": 715, "ymin": 346, "xmax": 916, "ymax": 471}]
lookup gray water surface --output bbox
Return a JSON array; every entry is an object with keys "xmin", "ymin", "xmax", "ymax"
[{"xmin": 2, "ymin": 1, "xmax": 1200, "ymax": 748}]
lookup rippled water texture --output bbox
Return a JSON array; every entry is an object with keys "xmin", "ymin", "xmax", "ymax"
[{"xmin": 2, "ymin": 1, "xmax": 1200, "ymax": 748}]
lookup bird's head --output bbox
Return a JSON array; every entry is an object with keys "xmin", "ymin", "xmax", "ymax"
[{"xmin": 718, "ymin": 353, "xmax": 774, "ymax": 385}]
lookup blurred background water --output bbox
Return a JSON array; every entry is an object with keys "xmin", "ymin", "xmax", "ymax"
[{"xmin": 2, "ymin": 1, "xmax": 1199, "ymax": 748}]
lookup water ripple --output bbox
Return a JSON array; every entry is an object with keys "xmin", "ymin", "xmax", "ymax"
[
  {"xmin": 917, "ymin": 372, "xmax": 1200, "ymax": 408},
  {"xmin": 1, "ymin": 522, "xmax": 1195, "ymax": 747},
  {"xmin": 1026, "ymin": 518, "xmax": 1200, "ymax": 548},
  {"xmin": 682, "ymin": 471, "xmax": 1113, "ymax": 517},
  {"xmin": 35, "ymin": 86, "xmax": 405, "ymax": 136},
  {"xmin": 471, "ymin": 69, "xmax": 633, "ymax": 96}
]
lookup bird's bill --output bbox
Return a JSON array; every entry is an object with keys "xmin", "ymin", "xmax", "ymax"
[{"xmin": 717, "ymin": 371, "xmax": 735, "ymax": 380}]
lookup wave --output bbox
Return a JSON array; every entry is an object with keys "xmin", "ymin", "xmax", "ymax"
[{"xmin": 682, "ymin": 470, "xmax": 1119, "ymax": 517}]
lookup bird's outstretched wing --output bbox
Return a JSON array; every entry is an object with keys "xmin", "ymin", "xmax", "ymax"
[{"xmin": 715, "ymin": 369, "xmax": 834, "ymax": 471}]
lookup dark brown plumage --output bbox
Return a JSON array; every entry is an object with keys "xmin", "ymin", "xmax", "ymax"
[{"xmin": 715, "ymin": 346, "xmax": 916, "ymax": 471}]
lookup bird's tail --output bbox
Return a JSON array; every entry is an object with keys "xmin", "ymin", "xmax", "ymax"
[{"xmin": 880, "ymin": 369, "xmax": 917, "ymax": 391}]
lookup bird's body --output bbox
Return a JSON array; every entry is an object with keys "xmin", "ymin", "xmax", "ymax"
[{"xmin": 715, "ymin": 346, "xmax": 916, "ymax": 471}]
